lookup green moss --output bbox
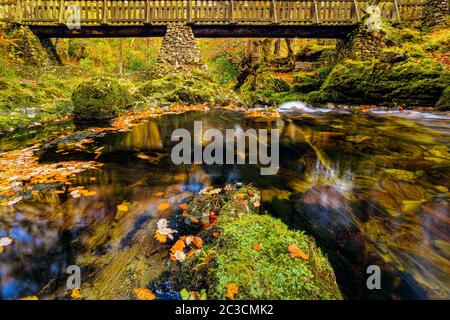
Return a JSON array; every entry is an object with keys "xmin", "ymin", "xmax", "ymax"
[
  {"xmin": 437, "ymin": 86, "xmax": 450, "ymax": 110},
  {"xmin": 171, "ymin": 186, "xmax": 342, "ymax": 300},
  {"xmin": 311, "ymin": 58, "xmax": 449, "ymax": 106},
  {"xmin": 71, "ymin": 78, "xmax": 134, "ymax": 121},
  {"xmin": 138, "ymin": 70, "xmax": 238, "ymax": 106}
]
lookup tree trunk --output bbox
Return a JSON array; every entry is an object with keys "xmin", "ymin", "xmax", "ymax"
[
  {"xmin": 118, "ymin": 39, "xmax": 123, "ymax": 75},
  {"xmin": 273, "ymin": 39, "xmax": 281, "ymax": 56}
]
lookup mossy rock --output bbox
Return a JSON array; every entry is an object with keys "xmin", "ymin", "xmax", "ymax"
[
  {"xmin": 138, "ymin": 70, "xmax": 239, "ymax": 106},
  {"xmin": 436, "ymin": 86, "xmax": 449, "ymax": 110},
  {"xmin": 167, "ymin": 186, "xmax": 342, "ymax": 300},
  {"xmin": 71, "ymin": 78, "xmax": 133, "ymax": 122},
  {"xmin": 312, "ymin": 58, "xmax": 449, "ymax": 106}
]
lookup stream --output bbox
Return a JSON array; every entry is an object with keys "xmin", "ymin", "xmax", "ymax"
[{"xmin": 0, "ymin": 104, "xmax": 449, "ymax": 300}]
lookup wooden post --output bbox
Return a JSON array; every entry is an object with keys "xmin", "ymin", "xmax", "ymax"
[
  {"xmin": 311, "ymin": 0, "xmax": 320, "ymax": 24},
  {"xmin": 145, "ymin": 0, "xmax": 150, "ymax": 23},
  {"xmin": 229, "ymin": 0, "xmax": 234, "ymax": 22},
  {"xmin": 393, "ymin": 0, "xmax": 401, "ymax": 23},
  {"xmin": 187, "ymin": 0, "xmax": 191, "ymax": 23},
  {"xmin": 271, "ymin": 0, "xmax": 278, "ymax": 23},
  {"xmin": 58, "ymin": 0, "xmax": 65, "ymax": 24},
  {"xmin": 102, "ymin": 0, "xmax": 107, "ymax": 24},
  {"xmin": 352, "ymin": 0, "xmax": 361, "ymax": 22},
  {"xmin": 14, "ymin": 0, "xmax": 23, "ymax": 23}
]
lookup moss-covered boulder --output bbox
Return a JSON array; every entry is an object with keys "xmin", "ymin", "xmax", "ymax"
[
  {"xmin": 71, "ymin": 78, "xmax": 133, "ymax": 122},
  {"xmin": 163, "ymin": 186, "xmax": 342, "ymax": 300},
  {"xmin": 437, "ymin": 86, "xmax": 449, "ymax": 110},
  {"xmin": 137, "ymin": 70, "xmax": 239, "ymax": 106},
  {"xmin": 308, "ymin": 58, "xmax": 449, "ymax": 106}
]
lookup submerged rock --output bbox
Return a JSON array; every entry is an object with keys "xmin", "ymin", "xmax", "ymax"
[{"xmin": 71, "ymin": 78, "xmax": 134, "ymax": 122}]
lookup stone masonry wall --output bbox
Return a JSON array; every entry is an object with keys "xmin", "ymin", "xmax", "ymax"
[
  {"xmin": 153, "ymin": 23, "xmax": 205, "ymax": 76},
  {"xmin": 7, "ymin": 26, "xmax": 60, "ymax": 67},
  {"xmin": 335, "ymin": 26, "xmax": 387, "ymax": 60},
  {"xmin": 422, "ymin": 0, "xmax": 449, "ymax": 28}
]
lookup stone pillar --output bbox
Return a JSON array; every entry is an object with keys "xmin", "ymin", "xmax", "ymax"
[
  {"xmin": 423, "ymin": 0, "xmax": 449, "ymax": 28},
  {"xmin": 152, "ymin": 23, "xmax": 205, "ymax": 76},
  {"xmin": 335, "ymin": 26, "xmax": 387, "ymax": 60}
]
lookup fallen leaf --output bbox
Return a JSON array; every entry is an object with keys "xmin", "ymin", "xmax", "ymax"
[
  {"xmin": 226, "ymin": 283, "xmax": 238, "ymax": 300},
  {"xmin": 192, "ymin": 237, "xmax": 203, "ymax": 249},
  {"xmin": 70, "ymin": 288, "xmax": 82, "ymax": 299},
  {"xmin": 190, "ymin": 217, "xmax": 199, "ymax": 223},
  {"xmin": 182, "ymin": 210, "xmax": 189, "ymax": 217},
  {"xmin": 288, "ymin": 244, "xmax": 309, "ymax": 260},
  {"xmin": 155, "ymin": 231, "xmax": 167, "ymax": 243},
  {"xmin": 117, "ymin": 203, "xmax": 129, "ymax": 212},
  {"xmin": 209, "ymin": 213, "xmax": 218, "ymax": 224},
  {"xmin": 0, "ymin": 247, "xmax": 3, "ymax": 254},
  {"xmin": 252, "ymin": 243, "xmax": 260, "ymax": 252},
  {"xmin": 158, "ymin": 202, "xmax": 170, "ymax": 211},
  {"xmin": 134, "ymin": 288, "xmax": 156, "ymax": 300},
  {"xmin": 0, "ymin": 237, "xmax": 13, "ymax": 247},
  {"xmin": 19, "ymin": 296, "xmax": 39, "ymax": 300},
  {"xmin": 179, "ymin": 203, "xmax": 188, "ymax": 210},
  {"xmin": 154, "ymin": 191, "xmax": 165, "ymax": 197}
]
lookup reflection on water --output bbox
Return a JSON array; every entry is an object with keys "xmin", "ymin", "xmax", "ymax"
[{"xmin": 0, "ymin": 108, "xmax": 449, "ymax": 300}]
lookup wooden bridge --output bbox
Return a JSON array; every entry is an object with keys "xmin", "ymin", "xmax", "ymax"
[{"xmin": 0, "ymin": 0, "xmax": 427, "ymax": 38}]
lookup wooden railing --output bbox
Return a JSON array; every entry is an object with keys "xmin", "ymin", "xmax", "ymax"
[{"xmin": 0, "ymin": 0, "xmax": 427, "ymax": 26}]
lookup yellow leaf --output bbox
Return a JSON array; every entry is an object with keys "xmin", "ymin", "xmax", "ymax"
[
  {"xmin": 71, "ymin": 288, "xmax": 82, "ymax": 299},
  {"xmin": 20, "ymin": 296, "xmax": 39, "ymax": 300},
  {"xmin": 134, "ymin": 288, "xmax": 156, "ymax": 300},
  {"xmin": 252, "ymin": 243, "xmax": 260, "ymax": 252},
  {"xmin": 288, "ymin": 244, "xmax": 309, "ymax": 260},
  {"xmin": 155, "ymin": 232, "xmax": 167, "ymax": 243},
  {"xmin": 0, "ymin": 246, "xmax": 3, "ymax": 254},
  {"xmin": 117, "ymin": 203, "xmax": 129, "ymax": 212},
  {"xmin": 226, "ymin": 283, "xmax": 238, "ymax": 300},
  {"xmin": 154, "ymin": 192, "xmax": 165, "ymax": 197},
  {"xmin": 158, "ymin": 202, "xmax": 170, "ymax": 211}
]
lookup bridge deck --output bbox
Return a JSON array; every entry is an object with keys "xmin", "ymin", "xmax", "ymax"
[{"xmin": 0, "ymin": 0, "xmax": 427, "ymax": 38}]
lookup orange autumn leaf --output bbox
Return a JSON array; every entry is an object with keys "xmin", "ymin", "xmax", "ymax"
[
  {"xmin": 171, "ymin": 239, "xmax": 186, "ymax": 253},
  {"xmin": 117, "ymin": 203, "xmax": 128, "ymax": 212},
  {"xmin": 134, "ymin": 288, "xmax": 156, "ymax": 300},
  {"xmin": 182, "ymin": 210, "xmax": 189, "ymax": 217},
  {"xmin": 179, "ymin": 203, "xmax": 188, "ymax": 210},
  {"xmin": 187, "ymin": 248, "xmax": 197, "ymax": 257},
  {"xmin": 288, "ymin": 244, "xmax": 309, "ymax": 260},
  {"xmin": 190, "ymin": 217, "xmax": 199, "ymax": 223},
  {"xmin": 252, "ymin": 243, "xmax": 260, "ymax": 252},
  {"xmin": 71, "ymin": 288, "xmax": 82, "ymax": 299},
  {"xmin": 225, "ymin": 283, "xmax": 239, "ymax": 300},
  {"xmin": 192, "ymin": 237, "xmax": 203, "ymax": 249},
  {"xmin": 158, "ymin": 202, "xmax": 170, "ymax": 211},
  {"xmin": 0, "ymin": 247, "xmax": 3, "ymax": 254},
  {"xmin": 154, "ymin": 191, "xmax": 165, "ymax": 197},
  {"xmin": 155, "ymin": 231, "xmax": 167, "ymax": 243},
  {"xmin": 212, "ymin": 232, "xmax": 220, "ymax": 238}
]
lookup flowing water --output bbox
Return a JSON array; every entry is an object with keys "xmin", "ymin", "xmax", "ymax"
[{"xmin": 0, "ymin": 105, "xmax": 449, "ymax": 300}]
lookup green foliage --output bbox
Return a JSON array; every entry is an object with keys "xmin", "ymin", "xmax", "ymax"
[
  {"xmin": 437, "ymin": 86, "xmax": 450, "ymax": 110},
  {"xmin": 180, "ymin": 288, "xmax": 207, "ymax": 300},
  {"xmin": 71, "ymin": 78, "xmax": 134, "ymax": 121},
  {"xmin": 209, "ymin": 53, "xmax": 240, "ymax": 85}
]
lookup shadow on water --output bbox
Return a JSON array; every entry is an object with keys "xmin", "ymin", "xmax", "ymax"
[{"xmin": 0, "ymin": 109, "xmax": 449, "ymax": 299}]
